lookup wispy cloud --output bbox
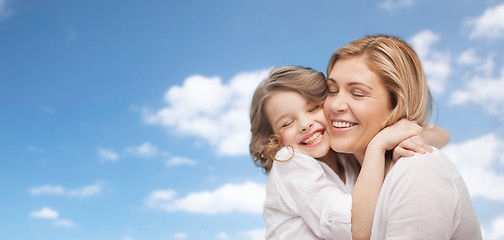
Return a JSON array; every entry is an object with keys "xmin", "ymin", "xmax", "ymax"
[
  {"xmin": 143, "ymin": 69, "xmax": 270, "ymax": 156},
  {"xmin": 482, "ymin": 215, "xmax": 504, "ymax": 240},
  {"xmin": 0, "ymin": 0, "xmax": 14, "ymax": 20},
  {"xmin": 144, "ymin": 181, "xmax": 265, "ymax": 214},
  {"xmin": 443, "ymin": 133, "xmax": 504, "ymax": 201},
  {"xmin": 28, "ymin": 145, "xmax": 46, "ymax": 154},
  {"xmin": 29, "ymin": 207, "xmax": 75, "ymax": 228},
  {"xmin": 380, "ymin": 0, "xmax": 416, "ymax": 9},
  {"xmin": 165, "ymin": 156, "xmax": 197, "ymax": 167},
  {"xmin": 239, "ymin": 229, "xmax": 266, "ymax": 240},
  {"xmin": 458, "ymin": 48, "xmax": 481, "ymax": 65},
  {"xmin": 67, "ymin": 183, "xmax": 102, "ymax": 198},
  {"xmin": 54, "ymin": 219, "xmax": 75, "ymax": 227},
  {"xmin": 450, "ymin": 53, "xmax": 504, "ymax": 117},
  {"xmin": 29, "ymin": 182, "xmax": 102, "ymax": 198},
  {"xmin": 30, "ymin": 207, "xmax": 59, "ymax": 219},
  {"xmin": 125, "ymin": 142, "xmax": 158, "ymax": 158},
  {"xmin": 97, "ymin": 148, "xmax": 119, "ymax": 162},
  {"xmin": 173, "ymin": 232, "xmax": 188, "ymax": 239},
  {"xmin": 409, "ymin": 30, "xmax": 451, "ymax": 95},
  {"xmin": 216, "ymin": 232, "xmax": 230, "ymax": 239},
  {"xmin": 466, "ymin": 3, "xmax": 504, "ymax": 40},
  {"xmin": 29, "ymin": 185, "xmax": 64, "ymax": 196}
]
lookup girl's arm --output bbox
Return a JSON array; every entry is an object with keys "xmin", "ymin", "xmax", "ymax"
[
  {"xmin": 422, "ymin": 125, "xmax": 450, "ymax": 149},
  {"xmin": 351, "ymin": 119, "xmax": 427, "ymax": 240}
]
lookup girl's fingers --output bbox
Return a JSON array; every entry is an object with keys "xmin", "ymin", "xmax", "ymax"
[{"xmin": 392, "ymin": 147, "xmax": 415, "ymax": 162}]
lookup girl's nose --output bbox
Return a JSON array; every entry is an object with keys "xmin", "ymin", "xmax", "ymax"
[{"xmin": 299, "ymin": 118, "xmax": 314, "ymax": 132}]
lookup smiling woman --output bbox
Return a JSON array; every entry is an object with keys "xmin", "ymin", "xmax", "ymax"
[{"xmin": 324, "ymin": 34, "xmax": 482, "ymax": 239}]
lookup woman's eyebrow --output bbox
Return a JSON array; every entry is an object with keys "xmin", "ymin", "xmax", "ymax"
[
  {"xmin": 327, "ymin": 78, "xmax": 373, "ymax": 90},
  {"xmin": 347, "ymin": 82, "xmax": 374, "ymax": 90}
]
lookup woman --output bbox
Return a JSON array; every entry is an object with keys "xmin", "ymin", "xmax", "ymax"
[{"xmin": 324, "ymin": 34, "xmax": 482, "ymax": 239}]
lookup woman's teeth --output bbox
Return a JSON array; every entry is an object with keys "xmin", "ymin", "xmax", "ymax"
[
  {"xmin": 332, "ymin": 121, "xmax": 357, "ymax": 128},
  {"xmin": 303, "ymin": 132, "xmax": 322, "ymax": 144}
]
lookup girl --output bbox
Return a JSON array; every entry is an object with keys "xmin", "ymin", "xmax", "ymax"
[{"xmin": 249, "ymin": 66, "xmax": 449, "ymax": 239}]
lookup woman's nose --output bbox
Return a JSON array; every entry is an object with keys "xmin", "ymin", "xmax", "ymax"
[{"xmin": 327, "ymin": 95, "xmax": 349, "ymax": 113}]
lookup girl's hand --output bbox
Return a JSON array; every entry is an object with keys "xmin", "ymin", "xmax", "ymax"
[
  {"xmin": 368, "ymin": 119, "xmax": 423, "ymax": 153},
  {"xmin": 392, "ymin": 135, "xmax": 433, "ymax": 162}
]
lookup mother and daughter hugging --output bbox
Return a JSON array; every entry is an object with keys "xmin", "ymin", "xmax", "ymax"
[{"xmin": 248, "ymin": 34, "xmax": 482, "ymax": 240}]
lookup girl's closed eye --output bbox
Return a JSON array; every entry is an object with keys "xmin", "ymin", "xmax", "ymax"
[{"xmin": 281, "ymin": 120, "xmax": 293, "ymax": 129}]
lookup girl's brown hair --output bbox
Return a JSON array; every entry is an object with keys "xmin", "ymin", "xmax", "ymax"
[{"xmin": 249, "ymin": 66, "xmax": 328, "ymax": 172}]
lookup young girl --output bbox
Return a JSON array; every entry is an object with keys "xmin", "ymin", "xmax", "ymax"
[{"xmin": 249, "ymin": 66, "xmax": 449, "ymax": 239}]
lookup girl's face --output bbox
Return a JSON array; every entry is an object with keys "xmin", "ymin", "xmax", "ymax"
[
  {"xmin": 265, "ymin": 90, "xmax": 331, "ymax": 159},
  {"xmin": 323, "ymin": 56, "xmax": 392, "ymax": 162}
]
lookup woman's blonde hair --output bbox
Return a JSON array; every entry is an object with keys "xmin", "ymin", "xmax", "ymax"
[
  {"xmin": 327, "ymin": 34, "xmax": 432, "ymax": 127},
  {"xmin": 249, "ymin": 66, "xmax": 328, "ymax": 173}
]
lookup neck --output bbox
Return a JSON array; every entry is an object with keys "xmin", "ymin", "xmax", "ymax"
[
  {"xmin": 354, "ymin": 151, "xmax": 365, "ymax": 166},
  {"xmin": 317, "ymin": 150, "xmax": 345, "ymax": 183}
]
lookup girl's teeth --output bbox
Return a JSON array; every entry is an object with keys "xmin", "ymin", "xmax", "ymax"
[
  {"xmin": 303, "ymin": 132, "xmax": 322, "ymax": 144},
  {"xmin": 332, "ymin": 121, "xmax": 356, "ymax": 128}
]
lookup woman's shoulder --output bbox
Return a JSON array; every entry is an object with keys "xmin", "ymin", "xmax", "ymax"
[{"xmin": 390, "ymin": 147, "xmax": 460, "ymax": 180}]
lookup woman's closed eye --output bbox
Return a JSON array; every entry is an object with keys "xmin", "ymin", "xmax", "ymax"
[
  {"xmin": 308, "ymin": 104, "xmax": 321, "ymax": 112},
  {"xmin": 352, "ymin": 89, "xmax": 367, "ymax": 98}
]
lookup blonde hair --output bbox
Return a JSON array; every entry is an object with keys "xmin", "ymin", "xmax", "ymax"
[
  {"xmin": 249, "ymin": 66, "xmax": 328, "ymax": 172},
  {"xmin": 327, "ymin": 34, "xmax": 432, "ymax": 127}
]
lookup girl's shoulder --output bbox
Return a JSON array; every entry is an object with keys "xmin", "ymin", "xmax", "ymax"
[{"xmin": 271, "ymin": 146, "xmax": 322, "ymax": 171}]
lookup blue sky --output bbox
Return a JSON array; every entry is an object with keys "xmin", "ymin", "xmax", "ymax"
[{"xmin": 1, "ymin": 0, "xmax": 504, "ymax": 239}]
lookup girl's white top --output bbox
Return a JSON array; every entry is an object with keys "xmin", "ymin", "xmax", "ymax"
[
  {"xmin": 370, "ymin": 147, "xmax": 482, "ymax": 240},
  {"xmin": 263, "ymin": 146, "xmax": 358, "ymax": 240}
]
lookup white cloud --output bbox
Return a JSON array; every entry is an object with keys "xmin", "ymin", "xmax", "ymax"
[
  {"xmin": 173, "ymin": 232, "xmax": 188, "ymax": 239},
  {"xmin": 482, "ymin": 216, "xmax": 504, "ymax": 240},
  {"xmin": 29, "ymin": 185, "xmax": 65, "ymax": 196},
  {"xmin": 443, "ymin": 133, "xmax": 504, "ymax": 201},
  {"xmin": 29, "ymin": 207, "xmax": 75, "ymax": 228},
  {"xmin": 144, "ymin": 190, "xmax": 177, "ymax": 208},
  {"xmin": 165, "ymin": 157, "xmax": 197, "ymax": 167},
  {"xmin": 0, "ymin": 0, "xmax": 13, "ymax": 19},
  {"xmin": 97, "ymin": 148, "xmax": 119, "ymax": 162},
  {"xmin": 450, "ymin": 55, "xmax": 504, "ymax": 116},
  {"xmin": 380, "ymin": 0, "xmax": 415, "ymax": 9},
  {"xmin": 143, "ymin": 69, "xmax": 270, "ymax": 156},
  {"xmin": 216, "ymin": 232, "xmax": 230, "ymax": 239},
  {"xmin": 409, "ymin": 30, "xmax": 451, "ymax": 94},
  {"xmin": 458, "ymin": 48, "xmax": 480, "ymax": 65},
  {"xmin": 67, "ymin": 182, "xmax": 102, "ymax": 198},
  {"xmin": 28, "ymin": 145, "xmax": 46, "ymax": 154},
  {"xmin": 145, "ymin": 181, "xmax": 266, "ymax": 214},
  {"xmin": 29, "ymin": 182, "xmax": 102, "ymax": 198},
  {"xmin": 30, "ymin": 207, "xmax": 59, "ymax": 219},
  {"xmin": 467, "ymin": 3, "xmax": 504, "ymax": 40},
  {"xmin": 122, "ymin": 236, "xmax": 133, "ymax": 240},
  {"xmin": 239, "ymin": 229, "xmax": 266, "ymax": 240},
  {"xmin": 125, "ymin": 142, "xmax": 158, "ymax": 158},
  {"xmin": 54, "ymin": 219, "xmax": 75, "ymax": 227}
]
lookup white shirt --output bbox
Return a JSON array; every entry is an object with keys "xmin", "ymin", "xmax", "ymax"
[
  {"xmin": 371, "ymin": 148, "xmax": 482, "ymax": 239},
  {"xmin": 263, "ymin": 147, "xmax": 358, "ymax": 240}
]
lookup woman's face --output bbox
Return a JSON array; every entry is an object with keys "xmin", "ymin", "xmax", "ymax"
[
  {"xmin": 323, "ymin": 56, "xmax": 392, "ymax": 161},
  {"xmin": 266, "ymin": 90, "xmax": 331, "ymax": 159}
]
